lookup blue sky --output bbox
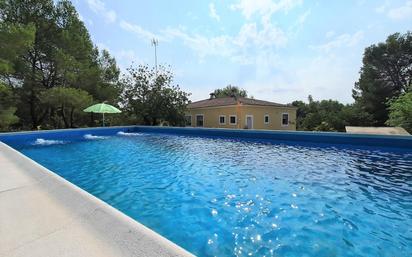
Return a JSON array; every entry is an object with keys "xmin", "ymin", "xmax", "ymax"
[{"xmin": 73, "ymin": 0, "xmax": 412, "ymax": 103}]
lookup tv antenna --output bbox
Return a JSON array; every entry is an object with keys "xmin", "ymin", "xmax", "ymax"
[{"xmin": 151, "ymin": 38, "xmax": 158, "ymax": 73}]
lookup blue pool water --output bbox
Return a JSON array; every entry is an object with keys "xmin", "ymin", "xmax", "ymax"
[{"xmin": 11, "ymin": 132, "xmax": 412, "ymax": 257}]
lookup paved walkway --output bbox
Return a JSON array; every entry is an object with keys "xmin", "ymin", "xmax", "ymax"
[
  {"xmin": 0, "ymin": 142, "xmax": 194, "ymax": 257},
  {"xmin": 345, "ymin": 126, "xmax": 410, "ymax": 135}
]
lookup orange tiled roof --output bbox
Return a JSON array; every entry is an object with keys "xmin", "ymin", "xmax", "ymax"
[{"xmin": 188, "ymin": 97, "xmax": 293, "ymax": 109}]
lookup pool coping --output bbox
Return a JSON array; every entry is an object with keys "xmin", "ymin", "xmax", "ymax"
[
  {"xmin": 0, "ymin": 125, "xmax": 138, "ymax": 136},
  {"xmin": 1, "ymin": 125, "xmax": 411, "ymax": 139},
  {"xmin": 1, "ymin": 125, "xmax": 411, "ymax": 149},
  {"xmin": 132, "ymin": 126, "xmax": 412, "ymax": 149},
  {"xmin": 0, "ymin": 142, "xmax": 195, "ymax": 257}
]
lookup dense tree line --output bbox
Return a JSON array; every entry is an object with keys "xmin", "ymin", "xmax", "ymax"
[
  {"xmin": 291, "ymin": 96, "xmax": 372, "ymax": 132},
  {"xmin": 0, "ymin": 0, "xmax": 120, "ymax": 129},
  {"xmin": 353, "ymin": 32, "xmax": 411, "ymax": 126},
  {"xmin": 213, "ymin": 85, "xmax": 248, "ymax": 98},
  {"xmin": 0, "ymin": 0, "xmax": 189, "ymax": 131}
]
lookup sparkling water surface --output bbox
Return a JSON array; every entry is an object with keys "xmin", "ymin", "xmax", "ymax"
[{"xmin": 14, "ymin": 133, "xmax": 412, "ymax": 257}]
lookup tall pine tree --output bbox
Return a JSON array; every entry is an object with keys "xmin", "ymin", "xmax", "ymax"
[{"xmin": 353, "ymin": 32, "xmax": 412, "ymax": 125}]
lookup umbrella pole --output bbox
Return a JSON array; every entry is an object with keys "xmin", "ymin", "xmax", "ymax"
[{"xmin": 102, "ymin": 113, "xmax": 105, "ymax": 127}]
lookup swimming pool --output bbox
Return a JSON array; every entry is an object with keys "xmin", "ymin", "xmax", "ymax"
[{"xmin": 2, "ymin": 127, "xmax": 412, "ymax": 257}]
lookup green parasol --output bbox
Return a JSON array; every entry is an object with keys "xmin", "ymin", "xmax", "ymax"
[{"xmin": 83, "ymin": 103, "xmax": 121, "ymax": 127}]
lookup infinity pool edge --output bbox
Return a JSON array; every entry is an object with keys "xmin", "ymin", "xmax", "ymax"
[{"xmin": 1, "ymin": 125, "xmax": 410, "ymax": 149}]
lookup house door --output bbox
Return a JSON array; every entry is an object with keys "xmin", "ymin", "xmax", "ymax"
[
  {"xmin": 246, "ymin": 115, "xmax": 253, "ymax": 129},
  {"xmin": 196, "ymin": 115, "xmax": 204, "ymax": 127}
]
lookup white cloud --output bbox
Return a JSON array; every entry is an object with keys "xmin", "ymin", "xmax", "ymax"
[
  {"xmin": 241, "ymin": 54, "xmax": 360, "ymax": 104},
  {"xmin": 78, "ymin": 12, "xmax": 84, "ymax": 22},
  {"xmin": 297, "ymin": 9, "xmax": 311, "ymax": 25},
  {"xmin": 311, "ymin": 31, "xmax": 364, "ymax": 54},
  {"xmin": 79, "ymin": 11, "xmax": 93, "ymax": 26},
  {"xmin": 186, "ymin": 11, "xmax": 199, "ymax": 21},
  {"xmin": 325, "ymin": 30, "xmax": 335, "ymax": 38},
  {"xmin": 119, "ymin": 20, "xmax": 160, "ymax": 42},
  {"xmin": 209, "ymin": 3, "xmax": 220, "ymax": 21},
  {"xmin": 236, "ymin": 21, "xmax": 287, "ymax": 48},
  {"xmin": 86, "ymin": 0, "xmax": 116, "ymax": 23},
  {"xmin": 375, "ymin": 1, "xmax": 389, "ymax": 13},
  {"xmin": 162, "ymin": 20, "xmax": 287, "ymax": 65},
  {"xmin": 95, "ymin": 42, "xmax": 143, "ymax": 71},
  {"xmin": 247, "ymin": 30, "xmax": 365, "ymax": 104},
  {"xmin": 114, "ymin": 1, "xmax": 300, "ymax": 98},
  {"xmin": 96, "ymin": 42, "xmax": 110, "ymax": 51},
  {"xmin": 231, "ymin": 0, "xmax": 303, "ymax": 19},
  {"xmin": 162, "ymin": 27, "xmax": 234, "ymax": 59},
  {"xmin": 240, "ymin": 29, "xmax": 366, "ymax": 103},
  {"xmin": 376, "ymin": 0, "xmax": 412, "ymax": 20},
  {"xmin": 186, "ymin": 49, "xmax": 362, "ymax": 104},
  {"xmin": 356, "ymin": 0, "xmax": 366, "ymax": 6},
  {"xmin": 117, "ymin": 0, "xmax": 294, "ymax": 68},
  {"xmin": 387, "ymin": 1, "xmax": 412, "ymax": 20},
  {"xmin": 117, "ymin": 50, "xmax": 144, "ymax": 70}
]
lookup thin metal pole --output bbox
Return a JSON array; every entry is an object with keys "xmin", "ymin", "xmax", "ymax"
[
  {"xmin": 154, "ymin": 42, "xmax": 157, "ymax": 73},
  {"xmin": 102, "ymin": 113, "xmax": 105, "ymax": 127},
  {"xmin": 151, "ymin": 38, "xmax": 158, "ymax": 74}
]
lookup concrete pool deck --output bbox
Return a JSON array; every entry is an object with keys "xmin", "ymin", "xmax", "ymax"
[{"xmin": 0, "ymin": 142, "xmax": 194, "ymax": 257}]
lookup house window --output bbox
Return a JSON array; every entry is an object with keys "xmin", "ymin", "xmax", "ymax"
[
  {"xmin": 264, "ymin": 114, "xmax": 269, "ymax": 124},
  {"xmin": 229, "ymin": 115, "xmax": 237, "ymax": 125},
  {"xmin": 219, "ymin": 115, "xmax": 226, "ymax": 125},
  {"xmin": 281, "ymin": 113, "xmax": 289, "ymax": 126},
  {"xmin": 185, "ymin": 115, "xmax": 192, "ymax": 126},
  {"xmin": 196, "ymin": 114, "xmax": 204, "ymax": 127}
]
